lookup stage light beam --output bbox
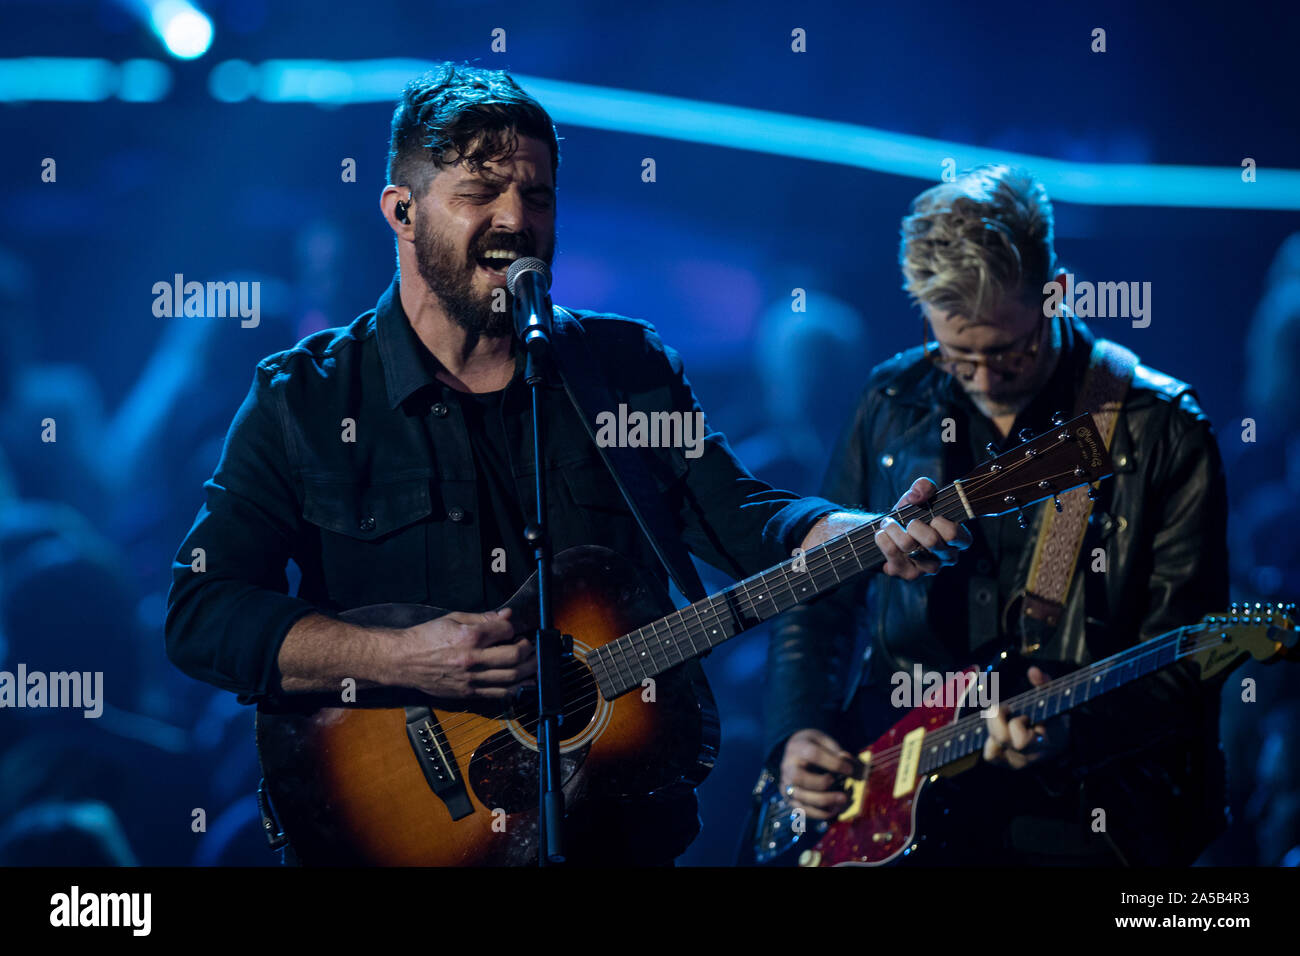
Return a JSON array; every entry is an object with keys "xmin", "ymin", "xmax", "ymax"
[{"xmin": 146, "ymin": 1, "xmax": 213, "ymax": 60}]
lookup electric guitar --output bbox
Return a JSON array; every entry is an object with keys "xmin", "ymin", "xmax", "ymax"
[
  {"xmin": 256, "ymin": 413, "xmax": 1112, "ymax": 865},
  {"xmin": 746, "ymin": 603, "xmax": 1299, "ymax": 866}
]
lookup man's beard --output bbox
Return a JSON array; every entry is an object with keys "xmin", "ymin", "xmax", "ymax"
[
  {"xmin": 962, "ymin": 354, "xmax": 1058, "ymax": 421},
  {"xmin": 966, "ymin": 386, "xmax": 1038, "ymax": 419},
  {"xmin": 413, "ymin": 218, "xmax": 523, "ymax": 340}
]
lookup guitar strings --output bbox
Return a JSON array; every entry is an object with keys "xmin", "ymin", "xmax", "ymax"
[
  {"xmin": 418, "ymin": 439, "xmax": 1086, "ymax": 754},
  {"xmin": 583, "ymin": 448, "xmax": 1079, "ymax": 707},
  {"xmin": 437, "ymin": 614, "xmax": 1237, "ymax": 780},
  {"xmin": 782, "ymin": 626, "xmax": 1227, "ymax": 780},
  {"xmin": 589, "ymin": 442, "xmax": 1071, "ymax": 691},
  {"xmin": 428, "ymin": 441, "xmax": 1095, "ymax": 760},
  {"xmin": 427, "ymin": 493, "xmax": 1072, "ymax": 761}
]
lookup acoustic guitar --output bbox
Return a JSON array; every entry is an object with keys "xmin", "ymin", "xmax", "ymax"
[{"xmin": 257, "ymin": 413, "xmax": 1111, "ymax": 865}]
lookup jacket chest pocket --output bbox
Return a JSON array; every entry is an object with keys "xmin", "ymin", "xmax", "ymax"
[
  {"xmin": 560, "ymin": 462, "xmax": 643, "ymax": 554},
  {"xmin": 301, "ymin": 476, "xmax": 433, "ymax": 608}
]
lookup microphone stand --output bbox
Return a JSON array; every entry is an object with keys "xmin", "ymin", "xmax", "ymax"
[{"xmin": 515, "ymin": 289, "xmax": 567, "ymax": 866}]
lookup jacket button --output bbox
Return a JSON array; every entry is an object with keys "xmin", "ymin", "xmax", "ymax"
[
  {"xmin": 1115, "ymin": 453, "xmax": 1128, "ymax": 467},
  {"xmin": 432, "ymin": 402, "xmax": 449, "ymax": 418},
  {"xmin": 974, "ymin": 586, "xmax": 993, "ymax": 606},
  {"xmin": 881, "ymin": 453, "xmax": 895, "ymax": 468},
  {"xmin": 884, "ymin": 386, "xmax": 899, "ymax": 397},
  {"xmin": 359, "ymin": 516, "xmax": 376, "ymax": 532},
  {"xmin": 447, "ymin": 506, "xmax": 466, "ymax": 522}
]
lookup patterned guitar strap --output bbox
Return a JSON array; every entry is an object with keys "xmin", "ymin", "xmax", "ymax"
[{"xmin": 1018, "ymin": 338, "xmax": 1139, "ymax": 654}]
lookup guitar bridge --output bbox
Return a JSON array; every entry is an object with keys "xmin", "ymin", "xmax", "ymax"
[{"xmin": 405, "ymin": 706, "xmax": 473, "ymax": 820}]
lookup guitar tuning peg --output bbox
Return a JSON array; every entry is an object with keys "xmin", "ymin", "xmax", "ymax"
[
  {"xmin": 1051, "ymin": 411, "xmax": 1066, "ymax": 427},
  {"xmin": 1053, "ymin": 495, "xmax": 1063, "ymax": 513},
  {"xmin": 1086, "ymin": 485, "xmax": 1096, "ymax": 502},
  {"xmin": 985, "ymin": 442, "xmax": 998, "ymax": 458},
  {"xmin": 1017, "ymin": 428, "xmax": 1035, "ymax": 443},
  {"xmin": 1016, "ymin": 508, "xmax": 1029, "ymax": 529}
]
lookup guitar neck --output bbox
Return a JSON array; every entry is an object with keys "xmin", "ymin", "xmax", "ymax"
[
  {"xmin": 915, "ymin": 623, "xmax": 1213, "ymax": 775},
  {"xmin": 589, "ymin": 484, "xmax": 974, "ymax": 699}
]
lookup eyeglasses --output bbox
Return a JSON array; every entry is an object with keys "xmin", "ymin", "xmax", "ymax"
[{"xmin": 923, "ymin": 313, "xmax": 1048, "ymax": 379}]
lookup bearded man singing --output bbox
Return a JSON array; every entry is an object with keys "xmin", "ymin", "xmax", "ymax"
[{"xmin": 164, "ymin": 64, "xmax": 969, "ymax": 866}]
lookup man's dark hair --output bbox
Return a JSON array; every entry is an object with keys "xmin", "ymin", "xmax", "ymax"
[{"xmin": 387, "ymin": 64, "xmax": 560, "ymax": 199}]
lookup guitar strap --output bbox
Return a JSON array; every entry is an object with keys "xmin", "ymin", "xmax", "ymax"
[
  {"xmin": 547, "ymin": 305, "xmax": 708, "ymax": 604},
  {"xmin": 1018, "ymin": 337, "xmax": 1138, "ymax": 653}
]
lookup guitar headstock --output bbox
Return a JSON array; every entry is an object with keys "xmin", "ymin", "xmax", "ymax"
[
  {"xmin": 954, "ymin": 412, "xmax": 1114, "ymax": 520},
  {"xmin": 1187, "ymin": 602, "xmax": 1299, "ymax": 679}
]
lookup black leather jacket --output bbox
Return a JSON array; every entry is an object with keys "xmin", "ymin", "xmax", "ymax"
[{"xmin": 764, "ymin": 315, "xmax": 1230, "ymax": 865}]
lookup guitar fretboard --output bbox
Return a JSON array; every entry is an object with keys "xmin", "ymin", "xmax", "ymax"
[
  {"xmin": 587, "ymin": 490, "xmax": 972, "ymax": 698},
  {"xmin": 911, "ymin": 623, "xmax": 1214, "ymax": 774}
]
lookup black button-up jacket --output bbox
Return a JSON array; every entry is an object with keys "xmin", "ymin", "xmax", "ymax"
[{"xmin": 165, "ymin": 274, "xmax": 836, "ymax": 705}]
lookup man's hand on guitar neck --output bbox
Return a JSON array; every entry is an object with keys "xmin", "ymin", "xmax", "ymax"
[
  {"xmin": 982, "ymin": 665, "xmax": 1070, "ymax": 769},
  {"xmin": 800, "ymin": 477, "xmax": 971, "ymax": 581}
]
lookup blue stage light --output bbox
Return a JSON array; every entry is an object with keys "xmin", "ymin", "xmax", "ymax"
[
  {"xmin": 202, "ymin": 58, "xmax": 1300, "ymax": 211},
  {"xmin": 209, "ymin": 59, "xmax": 256, "ymax": 102},
  {"xmin": 0, "ymin": 58, "xmax": 116, "ymax": 102},
  {"xmin": 0, "ymin": 58, "xmax": 172, "ymax": 103},
  {"xmin": 147, "ymin": 0, "xmax": 213, "ymax": 60},
  {"xmin": 118, "ymin": 59, "xmax": 171, "ymax": 102},
  {"xmin": 2, "ymin": 53, "xmax": 1296, "ymax": 211}
]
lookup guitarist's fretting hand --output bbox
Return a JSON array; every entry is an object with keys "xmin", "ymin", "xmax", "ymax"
[
  {"xmin": 982, "ymin": 665, "xmax": 1069, "ymax": 769},
  {"xmin": 800, "ymin": 478, "xmax": 971, "ymax": 580},
  {"xmin": 395, "ymin": 608, "xmax": 537, "ymax": 701}
]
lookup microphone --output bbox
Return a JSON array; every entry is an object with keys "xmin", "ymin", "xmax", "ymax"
[{"xmin": 506, "ymin": 257, "xmax": 553, "ymax": 354}]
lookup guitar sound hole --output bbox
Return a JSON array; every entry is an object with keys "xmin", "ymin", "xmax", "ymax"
[
  {"xmin": 466, "ymin": 656, "xmax": 600, "ymax": 815},
  {"xmin": 468, "ymin": 730, "xmax": 586, "ymax": 816},
  {"xmin": 509, "ymin": 653, "xmax": 600, "ymax": 743}
]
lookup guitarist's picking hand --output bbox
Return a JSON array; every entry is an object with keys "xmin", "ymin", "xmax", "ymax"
[
  {"xmin": 982, "ymin": 666, "xmax": 1068, "ymax": 769},
  {"xmin": 401, "ymin": 608, "xmax": 536, "ymax": 701},
  {"xmin": 779, "ymin": 729, "xmax": 858, "ymax": 820}
]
